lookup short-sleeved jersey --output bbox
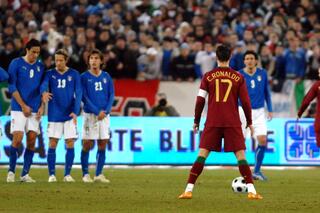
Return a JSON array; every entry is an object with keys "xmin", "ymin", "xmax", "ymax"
[
  {"xmin": 239, "ymin": 67, "xmax": 272, "ymax": 112},
  {"xmin": 40, "ymin": 68, "xmax": 82, "ymax": 122},
  {"xmin": 298, "ymin": 81, "xmax": 320, "ymax": 130},
  {"xmin": 8, "ymin": 57, "xmax": 45, "ymax": 112},
  {"xmin": 81, "ymin": 70, "xmax": 114, "ymax": 115},
  {"xmin": 200, "ymin": 67, "xmax": 251, "ymax": 127}
]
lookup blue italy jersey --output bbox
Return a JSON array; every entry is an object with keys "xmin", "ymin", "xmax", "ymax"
[
  {"xmin": 0, "ymin": 67, "xmax": 9, "ymax": 115},
  {"xmin": 81, "ymin": 70, "xmax": 114, "ymax": 115},
  {"xmin": 239, "ymin": 67, "xmax": 272, "ymax": 112},
  {"xmin": 8, "ymin": 57, "xmax": 45, "ymax": 112},
  {"xmin": 40, "ymin": 68, "xmax": 82, "ymax": 122}
]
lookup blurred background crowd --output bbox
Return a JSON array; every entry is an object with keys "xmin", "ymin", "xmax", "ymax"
[{"xmin": 0, "ymin": 0, "xmax": 320, "ymax": 91}]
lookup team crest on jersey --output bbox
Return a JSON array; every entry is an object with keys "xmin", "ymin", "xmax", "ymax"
[
  {"xmin": 68, "ymin": 76, "xmax": 72, "ymax": 81},
  {"xmin": 103, "ymin": 78, "xmax": 107, "ymax": 84},
  {"xmin": 22, "ymin": 66, "xmax": 27, "ymax": 70},
  {"xmin": 37, "ymin": 66, "xmax": 40, "ymax": 72},
  {"xmin": 257, "ymin": 75, "xmax": 262, "ymax": 81}
]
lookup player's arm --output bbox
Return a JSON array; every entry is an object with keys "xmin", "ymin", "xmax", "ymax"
[
  {"xmin": 81, "ymin": 75, "xmax": 100, "ymax": 116},
  {"xmin": 239, "ymin": 78, "xmax": 252, "ymax": 127},
  {"xmin": 72, "ymin": 71, "xmax": 82, "ymax": 116},
  {"xmin": 0, "ymin": 67, "xmax": 9, "ymax": 81},
  {"xmin": 104, "ymin": 74, "xmax": 115, "ymax": 115},
  {"xmin": 40, "ymin": 71, "xmax": 52, "ymax": 103},
  {"xmin": 297, "ymin": 83, "xmax": 317, "ymax": 118},
  {"xmin": 194, "ymin": 75, "xmax": 208, "ymax": 133},
  {"xmin": 264, "ymin": 72, "xmax": 273, "ymax": 120},
  {"xmin": 8, "ymin": 60, "xmax": 31, "ymax": 116}
]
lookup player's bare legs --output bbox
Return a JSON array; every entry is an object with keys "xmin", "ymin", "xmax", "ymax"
[
  {"xmin": 20, "ymin": 131, "xmax": 37, "ymax": 182},
  {"xmin": 64, "ymin": 139, "xmax": 75, "ymax": 182},
  {"xmin": 234, "ymin": 150, "xmax": 262, "ymax": 199},
  {"xmin": 81, "ymin": 139, "xmax": 94, "ymax": 182},
  {"xmin": 253, "ymin": 135, "xmax": 268, "ymax": 181},
  {"xmin": 94, "ymin": 139, "xmax": 110, "ymax": 183},
  {"xmin": 179, "ymin": 148, "xmax": 210, "ymax": 199},
  {"xmin": 7, "ymin": 131, "xmax": 24, "ymax": 182},
  {"xmin": 47, "ymin": 138, "xmax": 59, "ymax": 182}
]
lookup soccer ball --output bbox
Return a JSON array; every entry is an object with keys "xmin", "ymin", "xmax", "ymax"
[{"xmin": 231, "ymin": 177, "xmax": 248, "ymax": 193}]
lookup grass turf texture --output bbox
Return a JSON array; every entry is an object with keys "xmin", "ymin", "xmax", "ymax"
[{"xmin": 0, "ymin": 168, "xmax": 319, "ymax": 213}]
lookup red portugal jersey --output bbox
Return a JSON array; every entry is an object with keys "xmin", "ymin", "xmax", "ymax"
[
  {"xmin": 198, "ymin": 67, "xmax": 252, "ymax": 127},
  {"xmin": 298, "ymin": 81, "xmax": 320, "ymax": 130}
]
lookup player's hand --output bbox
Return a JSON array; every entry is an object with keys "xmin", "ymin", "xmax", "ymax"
[
  {"xmin": 267, "ymin": 112, "xmax": 273, "ymax": 121},
  {"xmin": 42, "ymin": 92, "xmax": 53, "ymax": 103},
  {"xmin": 193, "ymin": 123, "xmax": 199, "ymax": 134},
  {"xmin": 247, "ymin": 125, "xmax": 254, "ymax": 137},
  {"xmin": 22, "ymin": 104, "xmax": 32, "ymax": 117},
  {"xmin": 36, "ymin": 104, "xmax": 44, "ymax": 120},
  {"xmin": 69, "ymin": 112, "xmax": 77, "ymax": 125},
  {"xmin": 97, "ymin": 111, "xmax": 107, "ymax": 120}
]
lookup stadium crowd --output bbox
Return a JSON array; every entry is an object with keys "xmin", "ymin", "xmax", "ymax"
[{"xmin": 0, "ymin": 0, "xmax": 320, "ymax": 88}]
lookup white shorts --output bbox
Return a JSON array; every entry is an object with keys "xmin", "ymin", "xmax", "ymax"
[
  {"xmin": 239, "ymin": 107, "xmax": 267, "ymax": 138},
  {"xmin": 10, "ymin": 111, "xmax": 40, "ymax": 134},
  {"xmin": 82, "ymin": 112, "xmax": 110, "ymax": 140},
  {"xmin": 47, "ymin": 119, "xmax": 78, "ymax": 139}
]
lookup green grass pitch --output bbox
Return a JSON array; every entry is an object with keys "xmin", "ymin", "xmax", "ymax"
[{"xmin": 0, "ymin": 168, "xmax": 319, "ymax": 212}]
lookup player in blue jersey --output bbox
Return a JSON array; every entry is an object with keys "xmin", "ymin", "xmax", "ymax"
[
  {"xmin": 0, "ymin": 67, "xmax": 9, "ymax": 138},
  {"xmin": 81, "ymin": 49, "xmax": 114, "ymax": 183},
  {"xmin": 239, "ymin": 50, "xmax": 273, "ymax": 181},
  {"xmin": 7, "ymin": 39, "xmax": 45, "ymax": 183},
  {"xmin": 40, "ymin": 49, "xmax": 82, "ymax": 182}
]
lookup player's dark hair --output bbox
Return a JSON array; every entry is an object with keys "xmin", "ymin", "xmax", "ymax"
[
  {"xmin": 216, "ymin": 44, "xmax": 231, "ymax": 62},
  {"xmin": 243, "ymin": 50, "xmax": 258, "ymax": 60},
  {"xmin": 25, "ymin": 39, "xmax": 41, "ymax": 50},
  {"xmin": 87, "ymin": 48, "xmax": 105, "ymax": 69},
  {"xmin": 55, "ymin": 49, "xmax": 69, "ymax": 61}
]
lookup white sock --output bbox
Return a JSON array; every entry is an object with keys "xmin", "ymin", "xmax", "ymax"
[
  {"xmin": 185, "ymin": 183, "xmax": 194, "ymax": 192},
  {"xmin": 247, "ymin": 183, "xmax": 257, "ymax": 194}
]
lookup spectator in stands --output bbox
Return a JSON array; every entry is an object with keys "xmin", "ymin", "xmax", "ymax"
[
  {"xmin": 111, "ymin": 35, "xmax": 138, "ymax": 79},
  {"xmin": 144, "ymin": 93, "xmax": 179, "ymax": 116},
  {"xmin": 137, "ymin": 47, "xmax": 161, "ymax": 81},
  {"xmin": 283, "ymin": 37, "xmax": 306, "ymax": 80},
  {"xmin": 170, "ymin": 43, "xmax": 196, "ymax": 82},
  {"xmin": 195, "ymin": 42, "xmax": 216, "ymax": 78},
  {"xmin": 161, "ymin": 37, "xmax": 174, "ymax": 80}
]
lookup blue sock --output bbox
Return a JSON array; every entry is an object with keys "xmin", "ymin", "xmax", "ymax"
[
  {"xmin": 21, "ymin": 149, "xmax": 34, "ymax": 177},
  {"xmin": 9, "ymin": 146, "xmax": 18, "ymax": 173},
  {"xmin": 254, "ymin": 145, "xmax": 266, "ymax": 173},
  {"xmin": 96, "ymin": 149, "xmax": 106, "ymax": 176},
  {"xmin": 47, "ymin": 148, "xmax": 56, "ymax": 176},
  {"xmin": 81, "ymin": 150, "xmax": 89, "ymax": 176},
  {"xmin": 65, "ymin": 148, "xmax": 75, "ymax": 176}
]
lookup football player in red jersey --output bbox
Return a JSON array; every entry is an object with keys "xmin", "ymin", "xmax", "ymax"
[
  {"xmin": 297, "ymin": 68, "xmax": 320, "ymax": 147},
  {"xmin": 179, "ymin": 45, "xmax": 262, "ymax": 200}
]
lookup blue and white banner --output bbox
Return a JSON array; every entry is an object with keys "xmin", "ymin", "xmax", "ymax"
[{"xmin": 0, "ymin": 116, "xmax": 319, "ymax": 165}]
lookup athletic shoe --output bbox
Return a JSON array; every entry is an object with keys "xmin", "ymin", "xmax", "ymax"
[
  {"xmin": 20, "ymin": 174, "xmax": 36, "ymax": 183},
  {"xmin": 7, "ymin": 171, "xmax": 15, "ymax": 183},
  {"xmin": 82, "ymin": 174, "xmax": 93, "ymax": 183},
  {"xmin": 48, "ymin": 175, "xmax": 57, "ymax": 182},
  {"xmin": 63, "ymin": 175, "xmax": 75, "ymax": 182},
  {"xmin": 93, "ymin": 174, "xmax": 110, "ymax": 183},
  {"xmin": 178, "ymin": 191, "xmax": 192, "ymax": 199},
  {"xmin": 248, "ymin": 192, "xmax": 263, "ymax": 200},
  {"xmin": 253, "ymin": 172, "xmax": 268, "ymax": 181}
]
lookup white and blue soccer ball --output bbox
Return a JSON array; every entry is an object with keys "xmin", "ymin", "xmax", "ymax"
[{"xmin": 231, "ymin": 177, "xmax": 248, "ymax": 193}]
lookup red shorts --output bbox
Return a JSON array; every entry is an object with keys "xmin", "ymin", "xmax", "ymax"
[{"xmin": 199, "ymin": 126, "xmax": 246, "ymax": 152}]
